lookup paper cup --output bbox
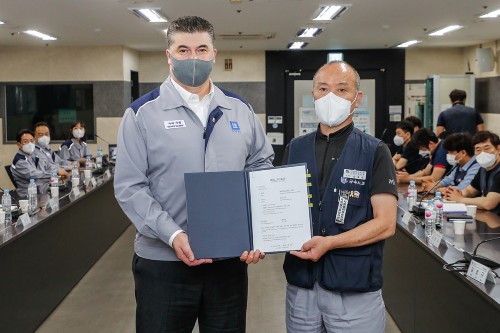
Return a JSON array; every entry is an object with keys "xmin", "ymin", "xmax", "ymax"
[
  {"xmin": 466, "ymin": 205, "xmax": 477, "ymax": 217},
  {"xmin": 19, "ymin": 200, "xmax": 29, "ymax": 213},
  {"xmin": 84, "ymin": 169, "xmax": 92, "ymax": 179},
  {"xmin": 50, "ymin": 186, "xmax": 59, "ymax": 198},
  {"xmin": 453, "ymin": 220, "xmax": 466, "ymax": 235}
]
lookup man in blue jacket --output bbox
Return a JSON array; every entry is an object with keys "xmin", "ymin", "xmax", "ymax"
[
  {"xmin": 114, "ymin": 16, "xmax": 274, "ymax": 333},
  {"xmin": 283, "ymin": 61, "xmax": 397, "ymax": 333}
]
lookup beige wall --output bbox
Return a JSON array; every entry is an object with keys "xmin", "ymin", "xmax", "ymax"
[
  {"xmin": 405, "ymin": 47, "xmax": 466, "ymax": 80},
  {"xmin": 123, "ymin": 47, "xmax": 140, "ymax": 81},
  {"xmin": 0, "ymin": 46, "xmax": 126, "ymax": 82}
]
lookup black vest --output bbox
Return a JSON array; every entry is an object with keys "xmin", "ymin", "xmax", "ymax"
[
  {"xmin": 284, "ymin": 128, "xmax": 384, "ymax": 292},
  {"xmin": 479, "ymin": 163, "xmax": 500, "ymax": 214}
]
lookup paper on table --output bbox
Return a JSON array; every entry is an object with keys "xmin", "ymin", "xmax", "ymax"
[
  {"xmin": 443, "ymin": 203, "xmax": 467, "ymax": 214},
  {"xmin": 249, "ymin": 165, "xmax": 312, "ymax": 253}
]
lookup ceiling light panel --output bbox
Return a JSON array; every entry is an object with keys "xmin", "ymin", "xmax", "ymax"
[
  {"xmin": 313, "ymin": 5, "xmax": 347, "ymax": 21},
  {"xmin": 288, "ymin": 42, "xmax": 308, "ymax": 49},
  {"xmin": 24, "ymin": 30, "xmax": 57, "ymax": 41},
  {"xmin": 428, "ymin": 25, "xmax": 463, "ymax": 36},
  {"xmin": 297, "ymin": 28, "xmax": 323, "ymax": 38},
  {"xmin": 130, "ymin": 8, "xmax": 168, "ymax": 23},
  {"xmin": 396, "ymin": 40, "xmax": 421, "ymax": 48},
  {"xmin": 480, "ymin": 9, "xmax": 500, "ymax": 18}
]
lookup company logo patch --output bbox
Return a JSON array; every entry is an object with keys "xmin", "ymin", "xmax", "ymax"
[
  {"xmin": 340, "ymin": 177, "xmax": 348, "ymax": 184},
  {"xmin": 230, "ymin": 121, "xmax": 240, "ymax": 131}
]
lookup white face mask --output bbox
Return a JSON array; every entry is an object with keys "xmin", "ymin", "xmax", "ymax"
[
  {"xmin": 419, "ymin": 150, "xmax": 430, "ymax": 157},
  {"xmin": 37, "ymin": 135, "xmax": 51, "ymax": 147},
  {"xmin": 22, "ymin": 142, "xmax": 36, "ymax": 155},
  {"xmin": 393, "ymin": 135, "xmax": 405, "ymax": 146},
  {"xmin": 73, "ymin": 129, "xmax": 85, "ymax": 139},
  {"xmin": 446, "ymin": 154, "xmax": 458, "ymax": 166},
  {"xmin": 314, "ymin": 92, "xmax": 357, "ymax": 127},
  {"xmin": 476, "ymin": 151, "xmax": 497, "ymax": 168}
]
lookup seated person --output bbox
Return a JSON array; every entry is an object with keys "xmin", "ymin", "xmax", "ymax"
[
  {"xmin": 397, "ymin": 128, "xmax": 451, "ymax": 185},
  {"xmin": 445, "ymin": 131, "xmax": 500, "ymax": 214},
  {"xmin": 59, "ymin": 120, "xmax": 90, "ymax": 164},
  {"xmin": 33, "ymin": 122, "xmax": 70, "ymax": 177},
  {"xmin": 392, "ymin": 120, "xmax": 426, "ymax": 174},
  {"xmin": 404, "ymin": 115, "xmax": 422, "ymax": 134},
  {"xmin": 425, "ymin": 132, "xmax": 479, "ymax": 193},
  {"xmin": 10, "ymin": 129, "xmax": 52, "ymax": 197}
]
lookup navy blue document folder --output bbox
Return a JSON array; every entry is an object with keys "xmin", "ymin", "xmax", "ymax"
[
  {"xmin": 184, "ymin": 164, "xmax": 312, "ymax": 259},
  {"xmin": 185, "ymin": 171, "xmax": 252, "ymax": 259}
]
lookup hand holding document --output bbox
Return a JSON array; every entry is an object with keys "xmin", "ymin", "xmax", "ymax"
[{"xmin": 185, "ymin": 164, "xmax": 312, "ymax": 259}]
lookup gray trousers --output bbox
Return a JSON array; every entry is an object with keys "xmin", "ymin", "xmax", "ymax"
[{"xmin": 286, "ymin": 283, "xmax": 386, "ymax": 333}]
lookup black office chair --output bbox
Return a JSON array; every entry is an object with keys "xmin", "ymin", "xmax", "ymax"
[{"xmin": 4, "ymin": 165, "xmax": 17, "ymax": 188}]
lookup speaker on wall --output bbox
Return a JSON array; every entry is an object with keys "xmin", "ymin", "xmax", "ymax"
[{"xmin": 476, "ymin": 48, "xmax": 495, "ymax": 72}]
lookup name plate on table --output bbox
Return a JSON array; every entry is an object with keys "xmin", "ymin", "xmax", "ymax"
[
  {"xmin": 467, "ymin": 260, "xmax": 496, "ymax": 285},
  {"xmin": 46, "ymin": 198, "xmax": 59, "ymax": 213},
  {"xmin": 429, "ymin": 231, "xmax": 443, "ymax": 248},
  {"xmin": 17, "ymin": 213, "xmax": 31, "ymax": 228}
]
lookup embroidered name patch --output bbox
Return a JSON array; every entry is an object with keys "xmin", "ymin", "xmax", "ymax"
[
  {"xmin": 343, "ymin": 169, "xmax": 367, "ymax": 180},
  {"xmin": 164, "ymin": 120, "xmax": 186, "ymax": 129}
]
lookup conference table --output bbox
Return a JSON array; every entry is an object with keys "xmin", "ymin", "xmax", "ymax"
[
  {"xmin": 0, "ymin": 170, "xmax": 130, "ymax": 333},
  {"xmin": 383, "ymin": 189, "xmax": 500, "ymax": 333}
]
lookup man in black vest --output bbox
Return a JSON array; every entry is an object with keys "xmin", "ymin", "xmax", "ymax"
[
  {"xmin": 282, "ymin": 61, "xmax": 397, "ymax": 332},
  {"xmin": 445, "ymin": 131, "xmax": 500, "ymax": 214}
]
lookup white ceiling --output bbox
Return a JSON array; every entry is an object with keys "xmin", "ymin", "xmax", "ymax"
[{"xmin": 1, "ymin": 0, "xmax": 500, "ymax": 52}]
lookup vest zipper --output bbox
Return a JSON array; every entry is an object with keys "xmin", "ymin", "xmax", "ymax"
[{"xmin": 320, "ymin": 136, "xmax": 331, "ymax": 187}]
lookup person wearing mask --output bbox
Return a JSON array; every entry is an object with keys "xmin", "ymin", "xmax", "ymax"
[
  {"xmin": 282, "ymin": 61, "xmax": 397, "ymax": 333},
  {"xmin": 445, "ymin": 131, "xmax": 500, "ymax": 214},
  {"xmin": 59, "ymin": 120, "xmax": 89, "ymax": 163},
  {"xmin": 436, "ymin": 89, "xmax": 484, "ymax": 136},
  {"xmin": 33, "ymin": 122, "xmax": 70, "ymax": 177},
  {"xmin": 397, "ymin": 128, "xmax": 451, "ymax": 185},
  {"xmin": 423, "ymin": 132, "xmax": 479, "ymax": 193},
  {"xmin": 114, "ymin": 16, "xmax": 274, "ymax": 333},
  {"xmin": 10, "ymin": 129, "xmax": 52, "ymax": 197},
  {"xmin": 392, "ymin": 120, "xmax": 425, "ymax": 174}
]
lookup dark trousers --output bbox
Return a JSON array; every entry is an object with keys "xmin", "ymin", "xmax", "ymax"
[{"xmin": 133, "ymin": 254, "xmax": 248, "ymax": 333}]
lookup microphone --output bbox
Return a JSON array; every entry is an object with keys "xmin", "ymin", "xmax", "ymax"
[
  {"xmin": 95, "ymin": 134, "xmax": 111, "ymax": 145},
  {"xmin": 412, "ymin": 164, "xmax": 458, "ymax": 215},
  {"xmin": 378, "ymin": 128, "xmax": 388, "ymax": 141},
  {"xmin": 463, "ymin": 236, "xmax": 500, "ymax": 269}
]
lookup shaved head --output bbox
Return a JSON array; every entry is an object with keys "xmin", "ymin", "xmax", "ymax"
[{"xmin": 313, "ymin": 61, "xmax": 360, "ymax": 90}]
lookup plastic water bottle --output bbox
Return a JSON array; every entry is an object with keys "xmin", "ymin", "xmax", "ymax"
[
  {"xmin": 85, "ymin": 154, "xmax": 92, "ymax": 170},
  {"xmin": 407, "ymin": 180, "xmax": 417, "ymax": 211},
  {"xmin": 434, "ymin": 191, "xmax": 444, "ymax": 229},
  {"xmin": 28, "ymin": 179, "xmax": 38, "ymax": 215},
  {"xmin": 96, "ymin": 147, "xmax": 103, "ymax": 168},
  {"xmin": 2, "ymin": 189, "xmax": 12, "ymax": 227},
  {"xmin": 72, "ymin": 162, "xmax": 79, "ymax": 186},
  {"xmin": 425, "ymin": 199, "xmax": 436, "ymax": 239},
  {"xmin": 50, "ymin": 171, "xmax": 59, "ymax": 198}
]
